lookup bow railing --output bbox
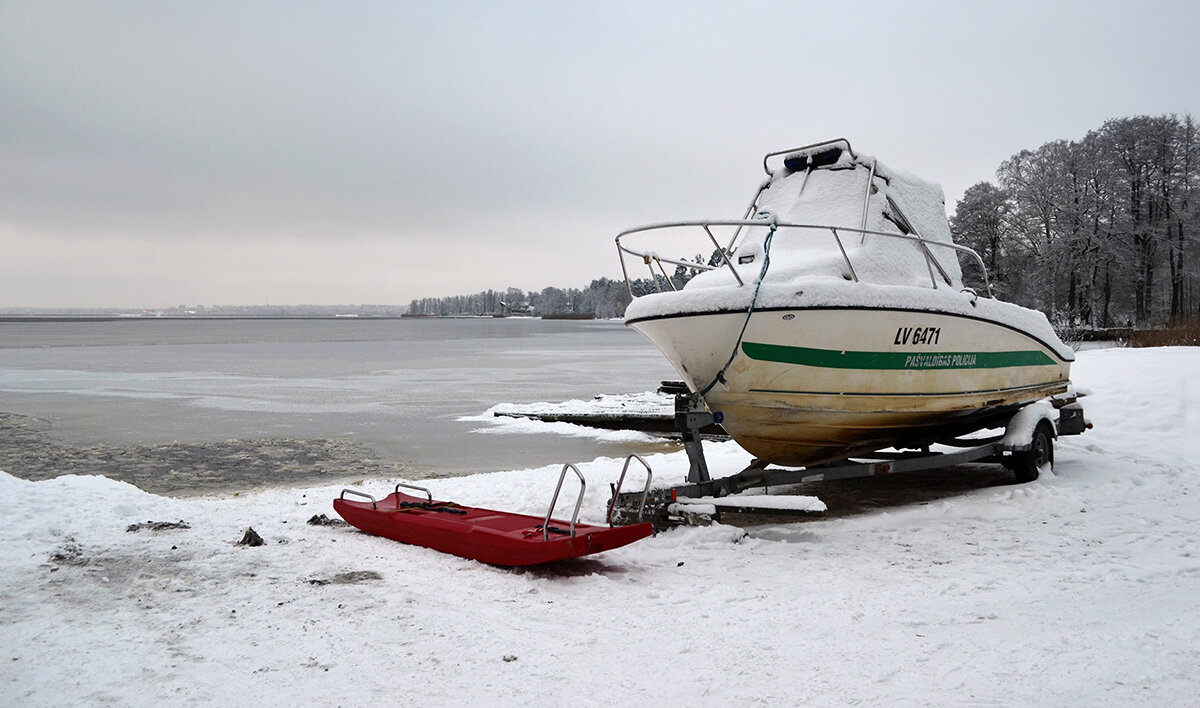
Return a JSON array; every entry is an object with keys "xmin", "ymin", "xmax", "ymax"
[{"xmin": 614, "ymin": 218, "xmax": 994, "ymax": 300}]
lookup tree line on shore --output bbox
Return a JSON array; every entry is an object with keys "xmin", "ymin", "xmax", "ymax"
[
  {"xmin": 952, "ymin": 113, "xmax": 1197, "ymax": 329},
  {"xmin": 406, "ymin": 280, "xmax": 637, "ymax": 318}
]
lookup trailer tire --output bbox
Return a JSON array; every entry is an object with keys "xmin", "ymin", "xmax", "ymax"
[{"xmin": 1012, "ymin": 420, "xmax": 1054, "ymax": 483}]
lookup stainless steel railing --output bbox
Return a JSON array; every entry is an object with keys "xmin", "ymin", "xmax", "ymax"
[
  {"xmin": 606, "ymin": 454, "xmax": 653, "ymax": 526},
  {"xmin": 615, "ymin": 218, "xmax": 994, "ymax": 300},
  {"xmin": 542, "ymin": 463, "xmax": 586, "ymax": 540}
]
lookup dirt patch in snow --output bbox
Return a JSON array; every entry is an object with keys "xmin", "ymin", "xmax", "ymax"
[
  {"xmin": 126, "ymin": 520, "xmax": 191, "ymax": 533},
  {"xmin": 307, "ymin": 571, "xmax": 383, "ymax": 586}
]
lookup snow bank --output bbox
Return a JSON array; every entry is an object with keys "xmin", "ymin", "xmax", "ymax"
[
  {"xmin": 463, "ymin": 413, "xmax": 661, "ymax": 443},
  {"xmin": 3, "ymin": 347, "xmax": 1200, "ymax": 705},
  {"xmin": 480, "ymin": 391, "xmax": 673, "ymax": 419}
]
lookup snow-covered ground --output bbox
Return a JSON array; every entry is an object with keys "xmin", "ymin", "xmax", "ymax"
[
  {"xmin": 3, "ymin": 347, "xmax": 1198, "ymax": 706},
  {"xmin": 486, "ymin": 391, "xmax": 673, "ymax": 420}
]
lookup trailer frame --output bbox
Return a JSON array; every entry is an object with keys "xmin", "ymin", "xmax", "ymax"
[{"xmin": 610, "ymin": 386, "xmax": 1089, "ymax": 529}]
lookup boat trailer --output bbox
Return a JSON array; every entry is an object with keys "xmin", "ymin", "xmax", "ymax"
[
  {"xmin": 334, "ymin": 386, "xmax": 1090, "ymax": 561},
  {"xmin": 609, "ymin": 384, "xmax": 1091, "ymax": 530}
]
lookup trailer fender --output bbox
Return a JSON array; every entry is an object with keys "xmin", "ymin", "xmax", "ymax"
[{"xmin": 1001, "ymin": 400, "xmax": 1057, "ymax": 451}]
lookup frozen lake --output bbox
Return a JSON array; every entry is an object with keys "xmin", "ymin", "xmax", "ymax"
[{"xmin": 0, "ymin": 318, "xmax": 680, "ymax": 490}]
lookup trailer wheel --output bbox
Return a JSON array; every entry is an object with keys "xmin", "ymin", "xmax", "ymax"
[{"xmin": 1012, "ymin": 420, "xmax": 1054, "ymax": 483}]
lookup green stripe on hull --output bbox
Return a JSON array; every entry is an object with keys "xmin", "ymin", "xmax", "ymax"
[{"xmin": 741, "ymin": 342, "xmax": 1055, "ymax": 370}]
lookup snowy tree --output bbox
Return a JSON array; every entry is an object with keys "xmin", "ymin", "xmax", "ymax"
[
  {"xmin": 964, "ymin": 113, "xmax": 1200, "ymax": 327},
  {"xmin": 950, "ymin": 182, "xmax": 1012, "ymax": 297}
]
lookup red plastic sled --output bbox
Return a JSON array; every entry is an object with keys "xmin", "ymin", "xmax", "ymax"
[{"xmin": 333, "ymin": 464, "xmax": 653, "ymax": 567}]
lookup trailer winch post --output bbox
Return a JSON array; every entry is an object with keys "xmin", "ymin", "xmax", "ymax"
[{"xmin": 676, "ymin": 392, "xmax": 714, "ymax": 485}]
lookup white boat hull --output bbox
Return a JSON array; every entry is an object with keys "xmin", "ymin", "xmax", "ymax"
[{"xmin": 629, "ymin": 306, "xmax": 1072, "ymax": 466}]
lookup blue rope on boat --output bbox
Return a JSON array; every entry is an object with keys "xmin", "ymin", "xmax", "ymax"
[{"xmin": 697, "ymin": 218, "xmax": 777, "ymax": 398}]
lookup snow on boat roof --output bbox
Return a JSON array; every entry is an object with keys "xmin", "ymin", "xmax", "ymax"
[{"xmin": 687, "ymin": 143, "xmax": 964, "ymax": 292}]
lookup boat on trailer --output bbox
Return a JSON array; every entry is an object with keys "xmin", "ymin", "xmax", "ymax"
[
  {"xmin": 616, "ymin": 138, "xmax": 1077, "ymax": 470},
  {"xmin": 605, "ymin": 139, "xmax": 1091, "ymax": 527}
]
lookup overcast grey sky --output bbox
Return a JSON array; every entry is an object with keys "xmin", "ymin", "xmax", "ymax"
[{"xmin": 2, "ymin": 0, "xmax": 1198, "ymax": 308}]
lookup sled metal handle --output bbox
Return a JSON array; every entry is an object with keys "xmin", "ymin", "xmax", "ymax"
[
  {"xmin": 608, "ymin": 454, "xmax": 653, "ymax": 526},
  {"xmin": 543, "ymin": 463, "xmax": 585, "ymax": 540},
  {"xmin": 340, "ymin": 488, "xmax": 378, "ymax": 510},
  {"xmin": 394, "ymin": 482, "xmax": 432, "ymax": 501}
]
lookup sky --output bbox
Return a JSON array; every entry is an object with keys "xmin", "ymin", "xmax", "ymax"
[{"xmin": 2, "ymin": 1, "xmax": 1199, "ymax": 309}]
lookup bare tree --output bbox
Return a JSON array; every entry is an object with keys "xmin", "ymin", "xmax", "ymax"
[
  {"xmin": 950, "ymin": 182, "xmax": 1012, "ymax": 296},
  {"xmin": 964, "ymin": 113, "xmax": 1199, "ymax": 329}
]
